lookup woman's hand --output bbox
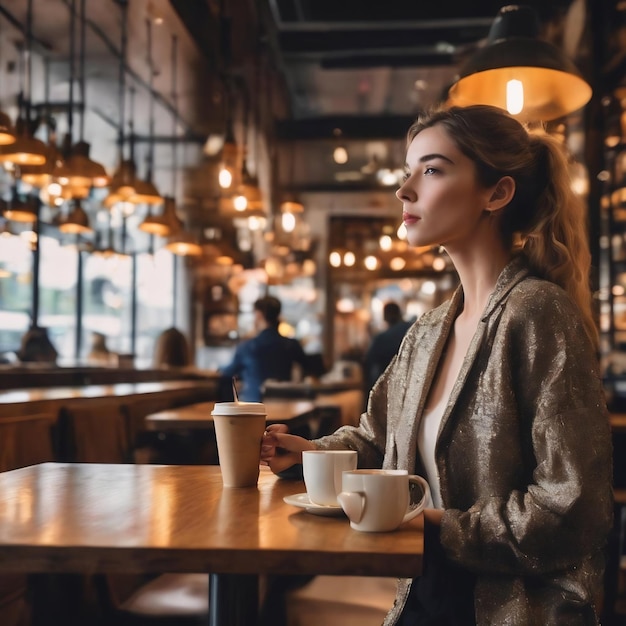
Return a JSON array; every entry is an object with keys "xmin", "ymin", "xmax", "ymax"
[{"xmin": 261, "ymin": 423, "xmax": 316, "ymax": 475}]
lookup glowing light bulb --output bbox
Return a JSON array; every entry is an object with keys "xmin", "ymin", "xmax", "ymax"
[
  {"xmin": 329, "ymin": 251, "xmax": 341, "ymax": 267},
  {"xmin": 364, "ymin": 255, "xmax": 378, "ymax": 271},
  {"xmin": 379, "ymin": 234, "xmax": 392, "ymax": 251},
  {"xmin": 234, "ymin": 194, "xmax": 247, "ymax": 211},
  {"xmin": 506, "ymin": 79, "xmax": 524, "ymax": 115},
  {"xmin": 333, "ymin": 146, "xmax": 348, "ymax": 164},
  {"xmin": 218, "ymin": 167, "xmax": 233, "ymax": 189},
  {"xmin": 343, "ymin": 251, "xmax": 355, "ymax": 267},
  {"xmin": 282, "ymin": 212, "xmax": 296, "ymax": 232}
]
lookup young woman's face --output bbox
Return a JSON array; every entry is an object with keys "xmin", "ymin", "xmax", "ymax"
[{"xmin": 396, "ymin": 124, "xmax": 496, "ymax": 251}]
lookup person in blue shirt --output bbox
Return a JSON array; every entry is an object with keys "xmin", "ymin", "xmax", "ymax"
[
  {"xmin": 219, "ymin": 295, "xmax": 309, "ymax": 402},
  {"xmin": 363, "ymin": 301, "xmax": 412, "ymax": 392}
]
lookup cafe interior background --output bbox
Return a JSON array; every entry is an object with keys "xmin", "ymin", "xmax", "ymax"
[{"xmin": 0, "ymin": 0, "xmax": 624, "ymax": 396}]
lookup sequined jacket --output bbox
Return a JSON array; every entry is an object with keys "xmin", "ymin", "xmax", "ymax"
[{"xmin": 315, "ymin": 257, "xmax": 613, "ymax": 625}]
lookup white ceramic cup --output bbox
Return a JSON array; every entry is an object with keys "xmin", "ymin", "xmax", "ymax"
[
  {"xmin": 337, "ymin": 469, "xmax": 430, "ymax": 532},
  {"xmin": 211, "ymin": 401, "xmax": 267, "ymax": 488},
  {"xmin": 302, "ymin": 449, "xmax": 358, "ymax": 506}
]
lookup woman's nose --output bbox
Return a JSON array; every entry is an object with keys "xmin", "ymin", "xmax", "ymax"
[{"xmin": 396, "ymin": 183, "xmax": 412, "ymax": 202}]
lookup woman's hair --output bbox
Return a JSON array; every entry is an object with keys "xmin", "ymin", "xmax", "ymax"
[
  {"xmin": 153, "ymin": 327, "xmax": 191, "ymax": 368},
  {"xmin": 407, "ymin": 104, "xmax": 597, "ymax": 347}
]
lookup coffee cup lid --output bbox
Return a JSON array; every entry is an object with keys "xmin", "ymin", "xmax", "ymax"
[{"xmin": 211, "ymin": 401, "xmax": 266, "ymax": 416}]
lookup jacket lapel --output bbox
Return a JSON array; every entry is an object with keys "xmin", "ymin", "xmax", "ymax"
[
  {"xmin": 393, "ymin": 289, "xmax": 462, "ymax": 471},
  {"xmin": 437, "ymin": 256, "xmax": 530, "ymax": 439}
]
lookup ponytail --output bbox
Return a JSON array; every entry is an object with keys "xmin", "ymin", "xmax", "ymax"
[{"xmin": 520, "ymin": 134, "xmax": 598, "ymax": 349}]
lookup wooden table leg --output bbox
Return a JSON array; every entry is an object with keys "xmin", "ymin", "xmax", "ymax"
[{"xmin": 209, "ymin": 573, "xmax": 258, "ymax": 626}]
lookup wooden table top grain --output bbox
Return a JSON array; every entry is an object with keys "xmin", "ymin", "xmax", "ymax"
[
  {"xmin": 144, "ymin": 399, "xmax": 319, "ymax": 430},
  {"xmin": 0, "ymin": 463, "xmax": 424, "ymax": 578}
]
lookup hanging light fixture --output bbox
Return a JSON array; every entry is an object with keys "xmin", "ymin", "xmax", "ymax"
[
  {"xmin": 236, "ymin": 66, "xmax": 265, "ymax": 216},
  {"xmin": 104, "ymin": 0, "xmax": 135, "ymax": 206},
  {"xmin": 0, "ymin": 112, "xmax": 15, "ymax": 146},
  {"xmin": 136, "ymin": 17, "xmax": 164, "ymax": 220},
  {"xmin": 279, "ymin": 139, "xmax": 304, "ymax": 227},
  {"xmin": 3, "ymin": 186, "xmax": 38, "ymax": 223},
  {"xmin": 60, "ymin": 0, "xmax": 110, "ymax": 192},
  {"xmin": 0, "ymin": 0, "xmax": 47, "ymax": 167},
  {"xmin": 163, "ymin": 34, "xmax": 202, "ymax": 257},
  {"xmin": 447, "ymin": 4, "xmax": 592, "ymax": 122},
  {"xmin": 58, "ymin": 197, "xmax": 93, "ymax": 234},
  {"xmin": 217, "ymin": 76, "xmax": 240, "ymax": 191}
]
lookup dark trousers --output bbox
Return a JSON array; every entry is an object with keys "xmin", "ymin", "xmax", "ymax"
[{"xmin": 397, "ymin": 522, "xmax": 476, "ymax": 625}]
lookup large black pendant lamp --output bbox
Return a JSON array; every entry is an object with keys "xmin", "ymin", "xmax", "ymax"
[{"xmin": 447, "ymin": 4, "xmax": 592, "ymax": 122}]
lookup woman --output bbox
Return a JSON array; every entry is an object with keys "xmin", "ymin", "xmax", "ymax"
[{"xmin": 261, "ymin": 104, "xmax": 613, "ymax": 625}]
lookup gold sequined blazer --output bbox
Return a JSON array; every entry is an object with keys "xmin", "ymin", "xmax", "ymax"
[{"xmin": 316, "ymin": 256, "xmax": 613, "ymax": 625}]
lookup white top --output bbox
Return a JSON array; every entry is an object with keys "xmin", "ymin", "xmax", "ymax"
[{"xmin": 417, "ymin": 397, "xmax": 446, "ymax": 509}]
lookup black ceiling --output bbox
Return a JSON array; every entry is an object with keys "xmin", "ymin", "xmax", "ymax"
[{"xmin": 260, "ymin": 0, "xmax": 580, "ymax": 139}]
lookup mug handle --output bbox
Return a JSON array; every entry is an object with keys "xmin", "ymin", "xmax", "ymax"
[{"xmin": 402, "ymin": 475, "xmax": 431, "ymax": 523}]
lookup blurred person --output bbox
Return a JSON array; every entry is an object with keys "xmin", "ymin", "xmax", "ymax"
[
  {"xmin": 364, "ymin": 301, "xmax": 413, "ymax": 392},
  {"xmin": 87, "ymin": 331, "xmax": 113, "ymax": 366},
  {"xmin": 17, "ymin": 326, "xmax": 58, "ymax": 364},
  {"xmin": 153, "ymin": 327, "xmax": 191, "ymax": 368},
  {"xmin": 219, "ymin": 295, "xmax": 309, "ymax": 402},
  {"xmin": 261, "ymin": 105, "xmax": 613, "ymax": 625}
]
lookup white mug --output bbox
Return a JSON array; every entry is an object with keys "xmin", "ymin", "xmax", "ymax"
[
  {"xmin": 302, "ymin": 449, "xmax": 358, "ymax": 506},
  {"xmin": 337, "ymin": 469, "xmax": 430, "ymax": 532}
]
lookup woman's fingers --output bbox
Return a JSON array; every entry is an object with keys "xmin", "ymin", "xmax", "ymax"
[{"xmin": 260, "ymin": 429, "xmax": 316, "ymax": 474}]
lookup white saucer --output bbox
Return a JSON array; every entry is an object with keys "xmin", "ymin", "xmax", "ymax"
[{"xmin": 283, "ymin": 493, "xmax": 345, "ymax": 517}]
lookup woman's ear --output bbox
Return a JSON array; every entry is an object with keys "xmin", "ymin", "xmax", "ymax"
[{"xmin": 486, "ymin": 176, "xmax": 515, "ymax": 213}]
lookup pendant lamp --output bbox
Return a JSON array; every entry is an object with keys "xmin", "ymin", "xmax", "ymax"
[
  {"xmin": 58, "ymin": 197, "xmax": 93, "ymax": 234},
  {"xmin": 0, "ymin": 0, "xmax": 46, "ymax": 164},
  {"xmin": 134, "ymin": 19, "xmax": 163, "ymax": 208},
  {"xmin": 0, "ymin": 110, "xmax": 15, "ymax": 146},
  {"xmin": 163, "ymin": 34, "xmax": 202, "ymax": 257},
  {"xmin": 105, "ymin": 0, "xmax": 135, "ymax": 206},
  {"xmin": 3, "ymin": 186, "xmax": 38, "ymax": 223},
  {"xmin": 0, "ymin": 118, "xmax": 48, "ymax": 166},
  {"xmin": 447, "ymin": 4, "xmax": 592, "ymax": 122}
]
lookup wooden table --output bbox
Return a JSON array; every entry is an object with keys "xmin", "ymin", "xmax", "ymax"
[
  {"xmin": 0, "ymin": 463, "xmax": 423, "ymax": 626},
  {"xmin": 144, "ymin": 399, "xmax": 319, "ymax": 431},
  {"xmin": 0, "ymin": 380, "xmax": 216, "ymax": 418}
]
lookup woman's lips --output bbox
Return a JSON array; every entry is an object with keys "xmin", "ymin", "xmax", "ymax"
[{"xmin": 402, "ymin": 211, "xmax": 419, "ymax": 225}]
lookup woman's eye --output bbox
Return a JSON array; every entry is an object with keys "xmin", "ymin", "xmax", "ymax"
[{"xmin": 424, "ymin": 166, "xmax": 438, "ymax": 175}]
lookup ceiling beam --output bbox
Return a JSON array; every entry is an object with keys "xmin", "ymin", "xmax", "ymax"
[{"xmin": 275, "ymin": 115, "xmax": 416, "ymax": 140}]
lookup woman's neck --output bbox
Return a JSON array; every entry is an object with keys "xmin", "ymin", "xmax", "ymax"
[{"xmin": 448, "ymin": 246, "xmax": 512, "ymax": 319}]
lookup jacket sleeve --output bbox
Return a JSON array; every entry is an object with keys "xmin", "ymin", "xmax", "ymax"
[
  {"xmin": 441, "ymin": 287, "xmax": 614, "ymax": 575},
  {"xmin": 312, "ymin": 363, "xmax": 392, "ymax": 469}
]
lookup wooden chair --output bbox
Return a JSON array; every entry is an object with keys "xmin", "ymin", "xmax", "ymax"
[
  {"xmin": 121, "ymin": 396, "xmax": 217, "ymax": 465},
  {"xmin": 284, "ymin": 576, "xmax": 397, "ymax": 626},
  {"xmin": 58, "ymin": 401, "xmax": 131, "ymax": 463},
  {"xmin": 260, "ymin": 575, "xmax": 397, "ymax": 626},
  {"xmin": 0, "ymin": 412, "xmax": 57, "ymax": 626},
  {"xmin": 95, "ymin": 573, "xmax": 209, "ymax": 626}
]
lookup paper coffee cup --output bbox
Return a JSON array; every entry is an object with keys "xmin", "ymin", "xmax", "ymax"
[{"xmin": 212, "ymin": 401, "xmax": 267, "ymax": 488}]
